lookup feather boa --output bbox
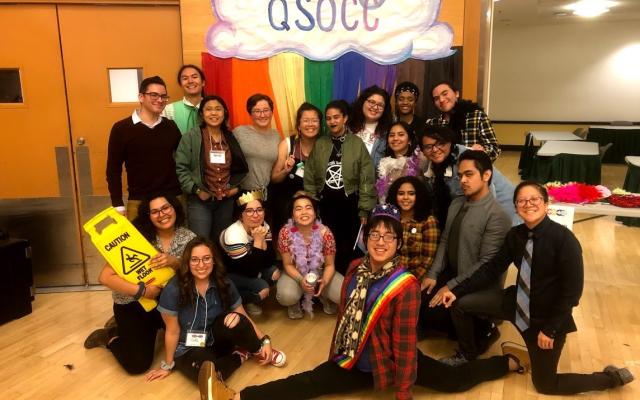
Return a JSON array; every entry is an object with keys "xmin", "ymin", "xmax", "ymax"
[
  {"xmin": 545, "ymin": 182, "xmax": 610, "ymax": 204},
  {"xmin": 287, "ymin": 219, "xmax": 325, "ymax": 315},
  {"xmin": 375, "ymin": 151, "xmax": 422, "ymax": 202}
]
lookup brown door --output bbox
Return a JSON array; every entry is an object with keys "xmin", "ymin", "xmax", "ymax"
[
  {"xmin": 57, "ymin": 4, "xmax": 183, "ymax": 284},
  {"xmin": 0, "ymin": 4, "xmax": 85, "ymax": 286},
  {"xmin": 0, "ymin": 3, "xmax": 182, "ymax": 287}
]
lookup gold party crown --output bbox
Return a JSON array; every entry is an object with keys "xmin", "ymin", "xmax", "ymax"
[{"xmin": 237, "ymin": 190, "xmax": 263, "ymax": 206}]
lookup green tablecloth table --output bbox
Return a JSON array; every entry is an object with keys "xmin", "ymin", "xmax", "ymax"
[
  {"xmin": 616, "ymin": 156, "xmax": 640, "ymax": 226},
  {"xmin": 527, "ymin": 153, "xmax": 601, "ymax": 184},
  {"xmin": 587, "ymin": 126, "xmax": 640, "ymax": 164}
]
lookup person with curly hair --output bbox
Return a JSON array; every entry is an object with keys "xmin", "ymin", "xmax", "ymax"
[
  {"xmin": 375, "ymin": 121, "xmax": 425, "ymax": 202},
  {"xmin": 349, "ymin": 85, "xmax": 394, "ymax": 170},
  {"xmin": 84, "ymin": 193, "xmax": 196, "ymax": 374},
  {"xmin": 146, "ymin": 237, "xmax": 285, "ymax": 384},
  {"xmin": 387, "ymin": 176, "xmax": 439, "ymax": 288}
]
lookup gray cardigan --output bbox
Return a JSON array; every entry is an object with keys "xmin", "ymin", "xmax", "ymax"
[{"xmin": 427, "ymin": 192, "xmax": 511, "ymax": 289}]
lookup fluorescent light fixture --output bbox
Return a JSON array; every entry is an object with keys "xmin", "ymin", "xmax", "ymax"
[{"xmin": 566, "ymin": 0, "xmax": 616, "ymax": 18}]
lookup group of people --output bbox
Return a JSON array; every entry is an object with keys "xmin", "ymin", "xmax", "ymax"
[{"xmin": 84, "ymin": 65, "xmax": 633, "ymax": 399}]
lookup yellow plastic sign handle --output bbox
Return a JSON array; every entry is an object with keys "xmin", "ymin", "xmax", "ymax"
[{"xmin": 83, "ymin": 207, "xmax": 176, "ymax": 311}]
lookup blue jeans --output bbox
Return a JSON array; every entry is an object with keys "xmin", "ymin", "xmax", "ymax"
[
  {"xmin": 228, "ymin": 265, "xmax": 278, "ymax": 304},
  {"xmin": 187, "ymin": 195, "xmax": 234, "ymax": 242}
]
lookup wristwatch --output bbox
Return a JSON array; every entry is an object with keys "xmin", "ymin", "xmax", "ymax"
[
  {"xmin": 261, "ymin": 335, "xmax": 271, "ymax": 346},
  {"xmin": 160, "ymin": 360, "xmax": 175, "ymax": 371}
]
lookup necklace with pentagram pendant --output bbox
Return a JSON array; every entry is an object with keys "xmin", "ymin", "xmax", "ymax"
[{"xmin": 331, "ymin": 133, "xmax": 346, "ymax": 158}]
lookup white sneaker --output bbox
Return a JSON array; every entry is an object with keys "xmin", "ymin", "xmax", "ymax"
[
  {"xmin": 320, "ymin": 297, "xmax": 337, "ymax": 315},
  {"xmin": 287, "ymin": 304, "xmax": 303, "ymax": 319},
  {"xmin": 245, "ymin": 303, "xmax": 262, "ymax": 316}
]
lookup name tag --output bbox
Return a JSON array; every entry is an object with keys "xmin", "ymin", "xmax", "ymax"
[
  {"xmin": 185, "ymin": 330, "xmax": 207, "ymax": 347},
  {"xmin": 294, "ymin": 162, "xmax": 305, "ymax": 178},
  {"xmin": 210, "ymin": 150, "xmax": 226, "ymax": 164}
]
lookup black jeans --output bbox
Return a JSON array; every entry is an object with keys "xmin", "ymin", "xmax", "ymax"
[
  {"xmin": 521, "ymin": 329, "xmax": 615, "ymax": 394},
  {"xmin": 458, "ymin": 286, "xmax": 616, "ymax": 395},
  {"xmin": 320, "ymin": 189, "xmax": 361, "ymax": 275},
  {"xmin": 175, "ymin": 312, "xmax": 262, "ymax": 382},
  {"xmin": 108, "ymin": 301, "xmax": 164, "ymax": 374},
  {"xmin": 240, "ymin": 351, "xmax": 509, "ymax": 399},
  {"xmin": 450, "ymin": 284, "xmax": 504, "ymax": 359}
]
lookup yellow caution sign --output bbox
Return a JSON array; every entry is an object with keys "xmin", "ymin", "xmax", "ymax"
[{"xmin": 83, "ymin": 207, "xmax": 176, "ymax": 311}]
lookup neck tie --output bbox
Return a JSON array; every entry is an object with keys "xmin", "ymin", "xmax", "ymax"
[{"xmin": 515, "ymin": 232, "xmax": 533, "ymax": 332}]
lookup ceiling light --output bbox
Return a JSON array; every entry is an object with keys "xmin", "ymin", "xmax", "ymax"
[{"xmin": 566, "ymin": 0, "xmax": 616, "ymax": 18}]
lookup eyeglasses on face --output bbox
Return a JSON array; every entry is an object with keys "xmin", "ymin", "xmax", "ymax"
[
  {"xmin": 422, "ymin": 141, "xmax": 447, "ymax": 153},
  {"xmin": 251, "ymin": 108, "xmax": 272, "ymax": 116},
  {"xmin": 189, "ymin": 255, "xmax": 214, "ymax": 265},
  {"xmin": 516, "ymin": 196, "xmax": 544, "ymax": 207},
  {"xmin": 367, "ymin": 232, "xmax": 397, "ymax": 243},
  {"xmin": 143, "ymin": 92, "xmax": 170, "ymax": 102},
  {"xmin": 149, "ymin": 204, "xmax": 173, "ymax": 217},
  {"xmin": 243, "ymin": 207, "xmax": 265, "ymax": 216},
  {"xmin": 366, "ymin": 99, "xmax": 385, "ymax": 111}
]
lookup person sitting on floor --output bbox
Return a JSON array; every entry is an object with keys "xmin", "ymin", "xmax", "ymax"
[
  {"xmin": 219, "ymin": 191, "xmax": 280, "ymax": 316},
  {"xmin": 146, "ymin": 237, "xmax": 285, "ymax": 384}
]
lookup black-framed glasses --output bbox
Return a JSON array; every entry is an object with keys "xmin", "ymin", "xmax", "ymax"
[
  {"xmin": 149, "ymin": 204, "xmax": 173, "ymax": 217},
  {"xmin": 516, "ymin": 196, "xmax": 544, "ymax": 207},
  {"xmin": 367, "ymin": 232, "xmax": 397, "ymax": 243},
  {"xmin": 243, "ymin": 207, "xmax": 265, "ymax": 216},
  {"xmin": 189, "ymin": 255, "xmax": 214, "ymax": 265},
  {"xmin": 422, "ymin": 141, "xmax": 447, "ymax": 153},
  {"xmin": 143, "ymin": 92, "xmax": 170, "ymax": 102}
]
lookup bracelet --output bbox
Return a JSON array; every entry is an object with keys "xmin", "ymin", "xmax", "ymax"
[
  {"xmin": 160, "ymin": 360, "xmax": 175, "ymax": 371},
  {"xmin": 133, "ymin": 282, "xmax": 145, "ymax": 300}
]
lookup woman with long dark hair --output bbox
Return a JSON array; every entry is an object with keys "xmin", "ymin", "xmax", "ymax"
[
  {"xmin": 146, "ymin": 237, "xmax": 285, "ymax": 383},
  {"xmin": 375, "ymin": 121, "xmax": 424, "ymax": 202},
  {"xmin": 84, "ymin": 193, "xmax": 196, "ymax": 374},
  {"xmin": 349, "ymin": 85, "xmax": 393, "ymax": 170},
  {"xmin": 387, "ymin": 176, "xmax": 439, "ymax": 287},
  {"xmin": 176, "ymin": 95, "xmax": 248, "ymax": 242}
]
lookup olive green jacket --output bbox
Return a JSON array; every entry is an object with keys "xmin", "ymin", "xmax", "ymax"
[{"xmin": 303, "ymin": 133, "xmax": 376, "ymax": 218}]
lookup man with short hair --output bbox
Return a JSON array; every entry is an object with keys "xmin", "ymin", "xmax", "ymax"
[
  {"xmin": 426, "ymin": 81, "xmax": 501, "ymax": 161},
  {"xmin": 163, "ymin": 64, "xmax": 205, "ymax": 134},
  {"xmin": 422, "ymin": 150, "xmax": 511, "ymax": 365},
  {"xmin": 106, "ymin": 76, "xmax": 182, "ymax": 220}
]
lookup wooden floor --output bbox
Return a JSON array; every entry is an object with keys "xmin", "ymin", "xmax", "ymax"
[{"xmin": 1, "ymin": 152, "xmax": 639, "ymax": 399}]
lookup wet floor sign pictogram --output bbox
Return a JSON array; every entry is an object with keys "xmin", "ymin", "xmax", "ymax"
[
  {"xmin": 121, "ymin": 246, "xmax": 150, "ymax": 275},
  {"xmin": 83, "ymin": 207, "xmax": 176, "ymax": 311}
]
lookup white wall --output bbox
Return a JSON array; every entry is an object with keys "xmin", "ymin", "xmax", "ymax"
[{"xmin": 489, "ymin": 20, "xmax": 640, "ymax": 122}]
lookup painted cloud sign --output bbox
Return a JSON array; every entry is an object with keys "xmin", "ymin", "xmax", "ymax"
[{"xmin": 206, "ymin": 0, "xmax": 454, "ymax": 65}]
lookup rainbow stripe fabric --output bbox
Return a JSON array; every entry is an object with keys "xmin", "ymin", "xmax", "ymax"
[
  {"xmin": 333, "ymin": 268, "xmax": 415, "ymax": 370},
  {"xmin": 201, "ymin": 52, "xmax": 397, "ymax": 138}
]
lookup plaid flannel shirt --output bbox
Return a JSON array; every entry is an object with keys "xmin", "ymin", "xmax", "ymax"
[
  {"xmin": 426, "ymin": 109, "xmax": 501, "ymax": 161},
  {"xmin": 400, "ymin": 216, "xmax": 440, "ymax": 281},
  {"xmin": 330, "ymin": 260, "xmax": 420, "ymax": 400}
]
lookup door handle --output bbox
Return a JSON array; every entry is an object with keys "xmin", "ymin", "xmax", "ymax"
[{"xmin": 77, "ymin": 137, "xmax": 86, "ymax": 145}]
